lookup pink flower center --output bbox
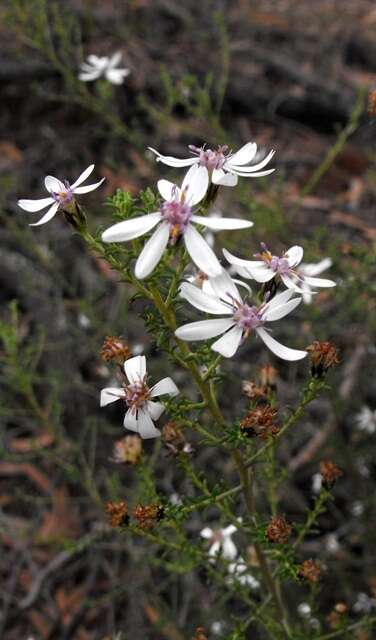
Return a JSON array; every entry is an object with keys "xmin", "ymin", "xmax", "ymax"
[
  {"xmin": 124, "ymin": 378, "xmax": 150, "ymax": 414},
  {"xmin": 189, "ymin": 145, "xmax": 229, "ymax": 170},
  {"xmin": 160, "ymin": 193, "xmax": 192, "ymax": 244},
  {"xmin": 52, "ymin": 181, "xmax": 74, "ymax": 206},
  {"xmin": 233, "ymin": 303, "xmax": 263, "ymax": 332},
  {"xmin": 256, "ymin": 244, "xmax": 291, "ymax": 275}
]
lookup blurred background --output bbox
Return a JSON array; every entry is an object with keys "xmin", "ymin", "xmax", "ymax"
[{"xmin": 1, "ymin": 1, "xmax": 376, "ymax": 638}]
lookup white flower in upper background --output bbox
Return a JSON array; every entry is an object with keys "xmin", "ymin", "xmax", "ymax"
[
  {"xmin": 227, "ymin": 559, "xmax": 260, "ymax": 589},
  {"xmin": 100, "ymin": 355, "xmax": 179, "ymax": 439},
  {"xmin": 223, "ymin": 244, "xmax": 336, "ymax": 296},
  {"xmin": 102, "ymin": 164, "xmax": 253, "ymax": 279},
  {"xmin": 175, "ymin": 269, "xmax": 307, "ymax": 360},
  {"xmin": 18, "ymin": 165, "xmax": 105, "ymax": 226},
  {"xmin": 200, "ymin": 524, "xmax": 239, "ymax": 561},
  {"xmin": 148, "ymin": 141, "xmax": 275, "ymax": 187},
  {"xmin": 353, "ymin": 592, "xmax": 376, "ymax": 613},
  {"xmin": 355, "ymin": 406, "xmax": 376, "ymax": 434},
  {"xmin": 298, "ymin": 258, "xmax": 334, "ymax": 304},
  {"xmin": 79, "ymin": 52, "xmax": 130, "ymax": 84},
  {"xmin": 312, "ymin": 473, "xmax": 322, "ymax": 494}
]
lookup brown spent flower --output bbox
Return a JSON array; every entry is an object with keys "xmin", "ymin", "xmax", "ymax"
[
  {"xmin": 368, "ymin": 89, "xmax": 376, "ymax": 117},
  {"xmin": 327, "ymin": 603, "xmax": 348, "ymax": 629},
  {"xmin": 105, "ymin": 500, "xmax": 129, "ymax": 528},
  {"xmin": 162, "ymin": 421, "xmax": 190, "ymax": 456},
  {"xmin": 192, "ymin": 628, "xmax": 208, "ymax": 640},
  {"xmin": 259, "ymin": 365, "xmax": 278, "ymax": 390},
  {"xmin": 320, "ymin": 461, "xmax": 342, "ymax": 488},
  {"xmin": 240, "ymin": 405, "xmax": 279, "ymax": 439},
  {"xmin": 266, "ymin": 516, "xmax": 292, "ymax": 544},
  {"xmin": 100, "ymin": 336, "xmax": 130, "ymax": 363},
  {"xmin": 112, "ymin": 435, "xmax": 143, "ymax": 465},
  {"xmin": 243, "ymin": 365, "xmax": 278, "ymax": 400},
  {"xmin": 242, "ymin": 380, "xmax": 267, "ymax": 400},
  {"xmin": 306, "ymin": 341, "xmax": 340, "ymax": 377},
  {"xmin": 133, "ymin": 503, "xmax": 164, "ymax": 530},
  {"xmin": 298, "ymin": 559, "xmax": 321, "ymax": 583}
]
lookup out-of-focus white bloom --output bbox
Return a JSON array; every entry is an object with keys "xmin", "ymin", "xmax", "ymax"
[
  {"xmin": 148, "ymin": 141, "xmax": 275, "ymax": 187},
  {"xmin": 350, "ymin": 501, "xmax": 364, "ymax": 517},
  {"xmin": 224, "ymin": 244, "xmax": 335, "ymax": 296},
  {"xmin": 211, "ymin": 621, "xmax": 225, "ymax": 635},
  {"xmin": 355, "ymin": 406, "xmax": 376, "ymax": 434},
  {"xmin": 227, "ymin": 559, "xmax": 260, "ymax": 589},
  {"xmin": 176, "ymin": 269, "xmax": 307, "ymax": 361},
  {"xmin": 353, "ymin": 592, "xmax": 376, "ymax": 613},
  {"xmin": 169, "ymin": 493, "xmax": 182, "ymax": 506},
  {"xmin": 102, "ymin": 165, "xmax": 252, "ymax": 278},
  {"xmin": 100, "ymin": 355, "xmax": 179, "ymax": 439},
  {"xmin": 18, "ymin": 165, "xmax": 105, "ymax": 226},
  {"xmin": 298, "ymin": 258, "xmax": 334, "ymax": 304},
  {"xmin": 200, "ymin": 523, "xmax": 239, "ymax": 561},
  {"xmin": 312, "ymin": 473, "xmax": 323, "ymax": 494},
  {"xmin": 326, "ymin": 533, "xmax": 340, "ymax": 554},
  {"xmin": 78, "ymin": 313, "xmax": 91, "ymax": 329},
  {"xmin": 297, "ymin": 603, "xmax": 312, "ymax": 618},
  {"xmin": 79, "ymin": 52, "xmax": 130, "ymax": 84}
]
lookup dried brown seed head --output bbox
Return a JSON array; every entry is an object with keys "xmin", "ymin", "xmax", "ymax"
[
  {"xmin": 192, "ymin": 628, "xmax": 208, "ymax": 640},
  {"xmin": 105, "ymin": 500, "xmax": 129, "ymax": 528},
  {"xmin": 298, "ymin": 559, "xmax": 322, "ymax": 583},
  {"xmin": 266, "ymin": 516, "xmax": 292, "ymax": 544},
  {"xmin": 133, "ymin": 503, "xmax": 164, "ymax": 530},
  {"xmin": 320, "ymin": 461, "xmax": 342, "ymax": 487},
  {"xmin": 306, "ymin": 341, "xmax": 340, "ymax": 377},
  {"xmin": 240, "ymin": 405, "xmax": 279, "ymax": 439},
  {"xmin": 100, "ymin": 336, "xmax": 130, "ymax": 363},
  {"xmin": 112, "ymin": 435, "xmax": 143, "ymax": 465}
]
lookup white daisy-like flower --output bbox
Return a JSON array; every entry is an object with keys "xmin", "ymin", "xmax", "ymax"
[
  {"xmin": 223, "ymin": 244, "xmax": 336, "ymax": 296},
  {"xmin": 200, "ymin": 524, "xmax": 238, "ymax": 561},
  {"xmin": 18, "ymin": 165, "xmax": 105, "ymax": 226},
  {"xmin": 78, "ymin": 51, "xmax": 130, "ymax": 85},
  {"xmin": 227, "ymin": 559, "xmax": 260, "ymax": 589},
  {"xmin": 148, "ymin": 141, "xmax": 275, "ymax": 187},
  {"xmin": 355, "ymin": 406, "xmax": 376, "ymax": 434},
  {"xmin": 102, "ymin": 164, "xmax": 253, "ymax": 279},
  {"xmin": 100, "ymin": 355, "xmax": 179, "ymax": 439},
  {"xmin": 175, "ymin": 269, "xmax": 307, "ymax": 360}
]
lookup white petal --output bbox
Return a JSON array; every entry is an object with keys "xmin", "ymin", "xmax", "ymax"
[
  {"xmin": 18, "ymin": 197, "xmax": 54, "ymax": 212},
  {"xmin": 124, "ymin": 355, "xmax": 147, "ymax": 384},
  {"xmin": 184, "ymin": 225, "xmax": 222, "ymax": 277},
  {"xmin": 78, "ymin": 71, "xmax": 101, "ymax": 82},
  {"xmin": 208, "ymin": 269, "xmax": 242, "ymax": 304},
  {"xmin": 228, "ymin": 142, "xmax": 258, "ymax": 166},
  {"xmin": 211, "ymin": 168, "xmax": 238, "ymax": 186},
  {"xmin": 175, "ymin": 318, "xmax": 234, "ymax": 341},
  {"xmin": 223, "ymin": 524, "xmax": 238, "ymax": 535},
  {"xmin": 71, "ymin": 165, "xmax": 94, "ymax": 189},
  {"xmin": 285, "ymin": 245, "xmax": 303, "ymax": 268},
  {"xmin": 150, "ymin": 377, "xmax": 179, "ymax": 398},
  {"xmin": 136, "ymin": 408, "xmax": 161, "ymax": 439},
  {"xmin": 123, "ymin": 408, "xmax": 138, "ymax": 430},
  {"xmin": 223, "ymin": 248, "xmax": 264, "ymax": 269},
  {"xmin": 179, "ymin": 282, "xmax": 232, "ymax": 315},
  {"xmin": 44, "ymin": 175, "xmax": 65, "ymax": 193},
  {"xmin": 135, "ymin": 222, "xmax": 170, "ymax": 279},
  {"xmin": 200, "ymin": 527, "xmax": 214, "ymax": 539},
  {"xmin": 87, "ymin": 55, "xmax": 106, "ymax": 66},
  {"xmin": 146, "ymin": 400, "xmax": 165, "ymax": 420},
  {"xmin": 280, "ymin": 274, "xmax": 302, "ymax": 292},
  {"xmin": 106, "ymin": 69, "xmax": 127, "ymax": 84},
  {"xmin": 182, "ymin": 165, "xmax": 209, "ymax": 205},
  {"xmin": 211, "ymin": 325, "xmax": 243, "ymax": 358},
  {"xmin": 256, "ymin": 327, "xmax": 307, "ymax": 361},
  {"xmin": 74, "ymin": 177, "xmax": 105, "ymax": 194},
  {"xmin": 100, "ymin": 387, "xmax": 125, "ymax": 407},
  {"xmin": 263, "ymin": 288, "xmax": 294, "ymax": 312},
  {"xmin": 229, "ymin": 149, "xmax": 275, "ymax": 173},
  {"xmin": 157, "ymin": 179, "xmax": 179, "ymax": 201},
  {"xmin": 300, "ymin": 258, "xmax": 332, "ymax": 276},
  {"xmin": 231, "ymin": 168, "xmax": 275, "ymax": 178},
  {"xmin": 148, "ymin": 147, "xmax": 197, "ymax": 168},
  {"xmin": 102, "ymin": 212, "xmax": 162, "ymax": 243},
  {"xmin": 108, "ymin": 51, "xmax": 123, "ymax": 68},
  {"xmin": 222, "ymin": 538, "xmax": 238, "ymax": 560},
  {"xmin": 191, "ymin": 215, "xmax": 253, "ymax": 230},
  {"xmin": 302, "ymin": 276, "xmax": 336, "ymax": 288},
  {"xmin": 29, "ymin": 202, "xmax": 59, "ymax": 226},
  {"xmin": 263, "ymin": 297, "xmax": 302, "ymax": 322},
  {"xmin": 246, "ymin": 266, "xmax": 275, "ymax": 283},
  {"xmin": 208, "ymin": 541, "xmax": 221, "ymax": 557}
]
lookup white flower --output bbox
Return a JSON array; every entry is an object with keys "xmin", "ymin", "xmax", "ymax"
[
  {"xmin": 223, "ymin": 245, "xmax": 336, "ymax": 296},
  {"xmin": 18, "ymin": 165, "xmax": 105, "ymax": 226},
  {"xmin": 227, "ymin": 559, "xmax": 260, "ymax": 589},
  {"xmin": 297, "ymin": 603, "xmax": 312, "ymax": 618},
  {"xmin": 101, "ymin": 164, "xmax": 252, "ymax": 279},
  {"xmin": 200, "ymin": 523, "xmax": 238, "ymax": 560},
  {"xmin": 312, "ymin": 473, "xmax": 322, "ymax": 494},
  {"xmin": 100, "ymin": 355, "xmax": 179, "ymax": 439},
  {"xmin": 353, "ymin": 592, "xmax": 376, "ymax": 613},
  {"xmin": 355, "ymin": 406, "xmax": 376, "ymax": 434},
  {"xmin": 175, "ymin": 269, "xmax": 307, "ymax": 361},
  {"xmin": 148, "ymin": 141, "xmax": 275, "ymax": 187},
  {"xmin": 78, "ymin": 52, "xmax": 130, "ymax": 84},
  {"xmin": 298, "ymin": 258, "xmax": 334, "ymax": 304}
]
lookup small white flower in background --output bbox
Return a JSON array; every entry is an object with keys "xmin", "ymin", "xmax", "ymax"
[
  {"xmin": 79, "ymin": 52, "xmax": 130, "ymax": 85},
  {"xmin": 227, "ymin": 559, "xmax": 260, "ymax": 589},
  {"xmin": 18, "ymin": 165, "xmax": 105, "ymax": 226},
  {"xmin": 355, "ymin": 406, "xmax": 376, "ymax": 434},
  {"xmin": 211, "ymin": 621, "xmax": 225, "ymax": 635},
  {"xmin": 297, "ymin": 603, "xmax": 312, "ymax": 618},
  {"xmin": 175, "ymin": 269, "xmax": 307, "ymax": 360},
  {"xmin": 100, "ymin": 355, "xmax": 179, "ymax": 439},
  {"xmin": 350, "ymin": 501, "xmax": 364, "ymax": 517},
  {"xmin": 200, "ymin": 523, "xmax": 239, "ymax": 561},
  {"xmin": 148, "ymin": 141, "xmax": 275, "ymax": 187},
  {"xmin": 298, "ymin": 258, "xmax": 334, "ymax": 304},
  {"xmin": 102, "ymin": 164, "xmax": 252, "ymax": 278},
  {"xmin": 353, "ymin": 592, "xmax": 376, "ymax": 613},
  {"xmin": 223, "ymin": 244, "xmax": 336, "ymax": 296},
  {"xmin": 326, "ymin": 533, "xmax": 340, "ymax": 554},
  {"xmin": 312, "ymin": 473, "xmax": 322, "ymax": 494}
]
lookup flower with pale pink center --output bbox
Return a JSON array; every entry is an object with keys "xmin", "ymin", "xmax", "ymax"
[
  {"xmin": 101, "ymin": 164, "xmax": 253, "ymax": 279},
  {"xmin": 175, "ymin": 269, "xmax": 307, "ymax": 360},
  {"xmin": 200, "ymin": 523, "xmax": 239, "ymax": 560},
  {"xmin": 100, "ymin": 355, "xmax": 179, "ymax": 439},
  {"xmin": 224, "ymin": 244, "xmax": 336, "ymax": 296},
  {"xmin": 18, "ymin": 165, "xmax": 105, "ymax": 226},
  {"xmin": 148, "ymin": 141, "xmax": 275, "ymax": 187}
]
